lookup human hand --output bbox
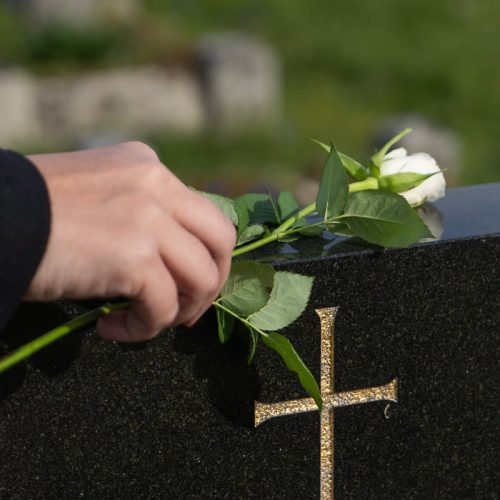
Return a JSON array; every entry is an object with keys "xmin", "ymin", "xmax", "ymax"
[{"xmin": 26, "ymin": 142, "xmax": 236, "ymax": 342}]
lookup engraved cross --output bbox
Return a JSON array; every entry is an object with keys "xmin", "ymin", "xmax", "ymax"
[{"xmin": 254, "ymin": 307, "xmax": 398, "ymax": 500}]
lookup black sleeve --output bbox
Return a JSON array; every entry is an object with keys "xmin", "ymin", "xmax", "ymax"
[{"xmin": 0, "ymin": 149, "xmax": 51, "ymax": 330}]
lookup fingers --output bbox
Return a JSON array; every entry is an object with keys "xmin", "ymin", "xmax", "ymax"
[
  {"xmin": 98, "ymin": 153, "xmax": 236, "ymax": 342},
  {"xmin": 141, "ymin": 160, "xmax": 235, "ymax": 300},
  {"xmin": 28, "ymin": 143, "xmax": 236, "ymax": 344},
  {"xmin": 97, "ymin": 259, "xmax": 178, "ymax": 342},
  {"xmin": 98, "ymin": 211, "xmax": 232, "ymax": 342},
  {"xmin": 174, "ymin": 200, "xmax": 235, "ymax": 325},
  {"xmin": 158, "ymin": 216, "xmax": 222, "ymax": 325},
  {"xmin": 170, "ymin": 190, "xmax": 236, "ymax": 293}
]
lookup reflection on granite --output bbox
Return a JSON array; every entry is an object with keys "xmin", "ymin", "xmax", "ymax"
[
  {"xmin": 249, "ymin": 183, "xmax": 499, "ymax": 263},
  {"xmin": 416, "ymin": 203, "xmax": 444, "ymax": 240}
]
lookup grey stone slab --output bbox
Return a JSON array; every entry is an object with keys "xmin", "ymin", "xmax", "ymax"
[
  {"xmin": 0, "ymin": 70, "xmax": 40, "ymax": 148},
  {"xmin": 38, "ymin": 66, "xmax": 205, "ymax": 139},
  {"xmin": 198, "ymin": 33, "xmax": 282, "ymax": 133},
  {"xmin": 6, "ymin": 0, "xmax": 139, "ymax": 28}
]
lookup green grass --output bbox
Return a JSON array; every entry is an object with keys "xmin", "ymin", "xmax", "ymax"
[{"xmin": 147, "ymin": 132, "xmax": 313, "ymax": 194}]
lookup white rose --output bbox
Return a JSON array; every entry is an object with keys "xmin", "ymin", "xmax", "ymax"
[{"xmin": 380, "ymin": 147, "xmax": 446, "ymax": 206}]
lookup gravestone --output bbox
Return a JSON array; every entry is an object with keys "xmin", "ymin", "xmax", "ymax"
[
  {"xmin": 197, "ymin": 33, "xmax": 282, "ymax": 133},
  {"xmin": 0, "ymin": 69, "xmax": 40, "ymax": 147},
  {"xmin": 6, "ymin": 0, "xmax": 139, "ymax": 27},
  {"xmin": 38, "ymin": 66, "xmax": 205, "ymax": 139},
  {"xmin": 0, "ymin": 183, "xmax": 499, "ymax": 499}
]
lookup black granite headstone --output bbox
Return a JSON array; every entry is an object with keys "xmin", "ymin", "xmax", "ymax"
[{"xmin": 1, "ymin": 184, "xmax": 499, "ymax": 499}]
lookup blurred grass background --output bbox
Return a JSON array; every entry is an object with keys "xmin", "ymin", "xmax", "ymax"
[{"xmin": 1, "ymin": 0, "xmax": 499, "ymax": 190}]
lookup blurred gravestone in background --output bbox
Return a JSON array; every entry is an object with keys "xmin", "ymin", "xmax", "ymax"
[
  {"xmin": 198, "ymin": 33, "xmax": 282, "ymax": 134},
  {"xmin": 0, "ymin": 69, "xmax": 40, "ymax": 145},
  {"xmin": 0, "ymin": 24, "xmax": 282, "ymax": 148},
  {"xmin": 5, "ymin": 0, "xmax": 139, "ymax": 27},
  {"xmin": 38, "ymin": 66, "xmax": 205, "ymax": 140},
  {"xmin": 374, "ymin": 114, "xmax": 463, "ymax": 185}
]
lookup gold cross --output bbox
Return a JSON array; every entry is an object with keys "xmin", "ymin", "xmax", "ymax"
[{"xmin": 255, "ymin": 307, "xmax": 398, "ymax": 500}]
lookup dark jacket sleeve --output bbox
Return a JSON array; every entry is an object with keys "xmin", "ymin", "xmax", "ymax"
[{"xmin": 0, "ymin": 149, "xmax": 51, "ymax": 330}]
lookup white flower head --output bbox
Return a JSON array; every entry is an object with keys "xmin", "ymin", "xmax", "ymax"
[{"xmin": 380, "ymin": 147, "xmax": 446, "ymax": 206}]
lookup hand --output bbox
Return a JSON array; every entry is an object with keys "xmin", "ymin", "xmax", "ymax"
[{"xmin": 26, "ymin": 142, "xmax": 236, "ymax": 342}]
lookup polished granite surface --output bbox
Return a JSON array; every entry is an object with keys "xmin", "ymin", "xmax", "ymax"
[
  {"xmin": 250, "ymin": 182, "xmax": 500, "ymax": 262},
  {"xmin": 0, "ymin": 184, "xmax": 499, "ymax": 499}
]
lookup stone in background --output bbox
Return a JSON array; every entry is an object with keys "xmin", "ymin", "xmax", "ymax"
[
  {"xmin": 38, "ymin": 66, "xmax": 205, "ymax": 141},
  {"xmin": 0, "ymin": 31, "xmax": 283, "ymax": 148},
  {"xmin": 198, "ymin": 33, "xmax": 282, "ymax": 134},
  {"xmin": 0, "ymin": 70, "xmax": 41, "ymax": 145},
  {"xmin": 5, "ymin": 0, "xmax": 140, "ymax": 27}
]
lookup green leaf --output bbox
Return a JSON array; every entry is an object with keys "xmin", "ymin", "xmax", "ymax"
[
  {"xmin": 216, "ymin": 307, "xmax": 235, "ymax": 344},
  {"xmin": 220, "ymin": 261, "xmax": 275, "ymax": 316},
  {"xmin": 339, "ymin": 152, "xmax": 369, "ymax": 181},
  {"xmin": 325, "ymin": 221, "xmax": 355, "ymax": 237},
  {"xmin": 199, "ymin": 191, "xmax": 238, "ymax": 225},
  {"xmin": 266, "ymin": 189, "xmax": 281, "ymax": 224},
  {"xmin": 378, "ymin": 171, "xmax": 440, "ymax": 193},
  {"xmin": 316, "ymin": 144, "xmax": 349, "ymax": 221},
  {"xmin": 246, "ymin": 325, "xmax": 259, "ymax": 364},
  {"xmin": 277, "ymin": 191, "xmax": 300, "ymax": 220},
  {"xmin": 312, "ymin": 138, "xmax": 330, "ymax": 153},
  {"xmin": 236, "ymin": 224, "xmax": 267, "ymax": 245},
  {"xmin": 290, "ymin": 213, "xmax": 325, "ymax": 237},
  {"xmin": 312, "ymin": 139, "xmax": 369, "ymax": 180},
  {"xmin": 297, "ymin": 224, "xmax": 324, "ymax": 237},
  {"xmin": 277, "ymin": 234, "xmax": 299, "ymax": 243},
  {"xmin": 248, "ymin": 272, "xmax": 314, "ymax": 331},
  {"xmin": 338, "ymin": 190, "xmax": 433, "ymax": 247},
  {"xmin": 262, "ymin": 332, "xmax": 322, "ymax": 409},
  {"xmin": 234, "ymin": 198, "xmax": 250, "ymax": 236},
  {"xmin": 234, "ymin": 193, "xmax": 279, "ymax": 226},
  {"xmin": 370, "ymin": 128, "xmax": 412, "ymax": 173}
]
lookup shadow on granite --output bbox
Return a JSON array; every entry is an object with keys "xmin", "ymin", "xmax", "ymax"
[
  {"xmin": 0, "ymin": 303, "xmax": 80, "ymax": 401},
  {"xmin": 173, "ymin": 313, "xmax": 261, "ymax": 428}
]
